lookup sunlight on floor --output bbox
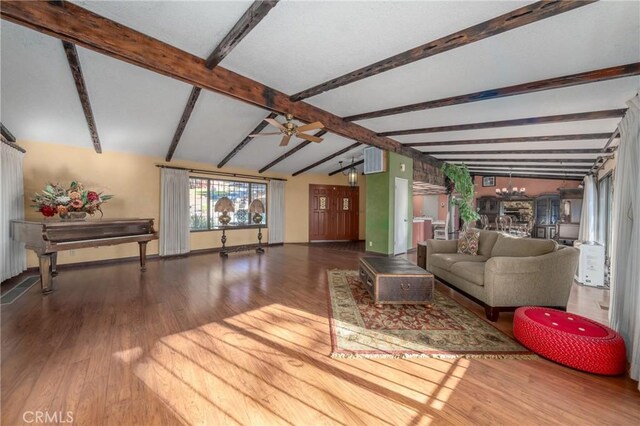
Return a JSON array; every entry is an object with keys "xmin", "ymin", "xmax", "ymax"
[{"xmin": 113, "ymin": 304, "xmax": 469, "ymax": 425}]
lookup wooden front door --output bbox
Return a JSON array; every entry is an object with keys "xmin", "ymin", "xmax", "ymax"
[{"xmin": 309, "ymin": 184, "xmax": 359, "ymax": 241}]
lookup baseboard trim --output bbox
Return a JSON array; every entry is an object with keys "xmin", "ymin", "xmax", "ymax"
[{"xmin": 21, "ymin": 243, "xmax": 281, "ymax": 275}]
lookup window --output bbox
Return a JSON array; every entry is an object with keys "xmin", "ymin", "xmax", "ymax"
[{"xmin": 189, "ymin": 177, "xmax": 267, "ymax": 231}]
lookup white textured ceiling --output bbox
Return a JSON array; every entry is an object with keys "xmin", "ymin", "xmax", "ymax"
[
  {"xmin": 221, "ymin": 1, "xmax": 526, "ymax": 93},
  {"xmin": 72, "ymin": 0, "xmax": 253, "ymax": 58},
  {"xmin": 308, "ymin": 1, "xmax": 640, "ymax": 118},
  {"xmin": 2, "ymin": 1, "xmax": 639, "ymax": 178},
  {"xmin": 78, "ymin": 46, "xmax": 193, "ymax": 157},
  {"xmin": 173, "ymin": 90, "xmax": 270, "ymax": 165},
  {"xmin": 1, "ymin": 20, "xmax": 92, "ymax": 148}
]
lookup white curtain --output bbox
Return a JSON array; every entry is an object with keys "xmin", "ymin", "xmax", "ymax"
[
  {"xmin": 267, "ymin": 180, "xmax": 285, "ymax": 244},
  {"xmin": 159, "ymin": 168, "xmax": 190, "ymax": 256},
  {"xmin": 609, "ymin": 94, "xmax": 640, "ymax": 389},
  {"xmin": 578, "ymin": 175, "xmax": 597, "ymax": 242},
  {"xmin": 0, "ymin": 143, "xmax": 26, "ymax": 281}
]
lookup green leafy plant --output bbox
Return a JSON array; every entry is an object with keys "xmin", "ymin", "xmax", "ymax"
[{"xmin": 441, "ymin": 163, "xmax": 480, "ymax": 228}]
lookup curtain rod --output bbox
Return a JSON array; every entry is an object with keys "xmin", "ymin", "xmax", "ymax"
[
  {"xmin": 156, "ymin": 164, "xmax": 287, "ymax": 181},
  {"xmin": 0, "ymin": 137, "xmax": 26, "ymax": 153}
]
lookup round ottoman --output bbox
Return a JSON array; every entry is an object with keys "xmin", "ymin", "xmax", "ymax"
[{"xmin": 513, "ymin": 307, "xmax": 626, "ymax": 375}]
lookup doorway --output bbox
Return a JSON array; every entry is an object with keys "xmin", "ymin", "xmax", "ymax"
[
  {"xmin": 394, "ymin": 177, "xmax": 408, "ymax": 255},
  {"xmin": 309, "ymin": 184, "xmax": 359, "ymax": 241}
]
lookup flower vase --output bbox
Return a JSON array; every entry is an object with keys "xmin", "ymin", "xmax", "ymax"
[
  {"xmin": 69, "ymin": 212, "xmax": 87, "ymax": 220},
  {"xmin": 59, "ymin": 211, "xmax": 87, "ymax": 220}
]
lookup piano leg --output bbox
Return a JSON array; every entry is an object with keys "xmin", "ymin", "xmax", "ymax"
[
  {"xmin": 51, "ymin": 252, "xmax": 58, "ymax": 277},
  {"xmin": 138, "ymin": 241, "xmax": 148, "ymax": 271},
  {"xmin": 37, "ymin": 254, "xmax": 54, "ymax": 294}
]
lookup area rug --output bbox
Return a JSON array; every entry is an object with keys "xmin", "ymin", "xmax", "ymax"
[{"xmin": 327, "ymin": 270, "xmax": 535, "ymax": 359}]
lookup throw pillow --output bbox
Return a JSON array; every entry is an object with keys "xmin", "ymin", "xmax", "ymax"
[{"xmin": 457, "ymin": 229, "xmax": 480, "ymax": 255}]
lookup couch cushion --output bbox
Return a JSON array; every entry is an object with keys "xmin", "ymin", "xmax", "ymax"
[
  {"xmin": 429, "ymin": 253, "xmax": 488, "ymax": 271},
  {"xmin": 457, "ymin": 229, "xmax": 480, "ymax": 255},
  {"xmin": 491, "ymin": 234, "xmax": 557, "ymax": 258},
  {"xmin": 477, "ymin": 229, "xmax": 500, "ymax": 257},
  {"xmin": 450, "ymin": 262, "xmax": 486, "ymax": 286}
]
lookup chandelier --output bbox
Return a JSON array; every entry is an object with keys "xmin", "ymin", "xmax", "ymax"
[
  {"xmin": 339, "ymin": 158, "xmax": 358, "ymax": 188},
  {"xmin": 495, "ymin": 170, "xmax": 526, "ymax": 197}
]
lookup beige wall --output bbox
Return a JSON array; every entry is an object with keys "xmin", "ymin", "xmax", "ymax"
[{"xmin": 20, "ymin": 140, "xmax": 366, "ymax": 267}]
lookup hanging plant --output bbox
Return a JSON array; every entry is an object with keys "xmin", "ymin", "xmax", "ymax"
[{"xmin": 441, "ymin": 163, "xmax": 480, "ymax": 228}]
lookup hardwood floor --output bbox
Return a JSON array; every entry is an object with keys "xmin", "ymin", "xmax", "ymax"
[{"xmin": 2, "ymin": 245, "xmax": 638, "ymax": 425}]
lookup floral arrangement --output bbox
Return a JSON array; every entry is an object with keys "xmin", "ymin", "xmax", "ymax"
[{"xmin": 31, "ymin": 181, "xmax": 113, "ymax": 218}]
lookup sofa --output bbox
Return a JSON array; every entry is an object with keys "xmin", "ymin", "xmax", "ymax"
[{"xmin": 417, "ymin": 230, "xmax": 579, "ymax": 321}]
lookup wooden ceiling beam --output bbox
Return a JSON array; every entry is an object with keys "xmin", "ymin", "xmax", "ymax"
[
  {"xmin": 406, "ymin": 132, "xmax": 612, "ymax": 147},
  {"xmin": 328, "ymin": 159, "xmax": 364, "ymax": 176},
  {"xmin": 290, "ymin": 1, "xmax": 594, "ymax": 101},
  {"xmin": 292, "ymin": 142, "xmax": 361, "ymax": 176},
  {"xmin": 217, "ymin": 112, "xmax": 277, "ymax": 168},
  {"xmin": 205, "ymin": 1, "xmax": 278, "ymax": 69},
  {"xmin": 469, "ymin": 167, "xmax": 587, "ymax": 174},
  {"xmin": 165, "ymin": 87, "xmax": 201, "ymax": 161},
  {"xmin": 258, "ymin": 130, "xmax": 327, "ymax": 173},
  {"xmin": 165, "ymin": 1, "xmax": 278, "ymax": 161},
  {"xmin": 603, "ymin": 128, "xmax": 621, "ymax": 152},
  {"xmin": 61, "ymin": 40, "xmax": 102, "ymax": 153},
  {"xmin": 379, "ymin": 109, "xmax": 626, "ymax": 136},
  {"xmin": 465, "ymin": 164, "xmax": 590, "ymax": 170},
  {"xmin": 0, "ymin": 131, "xmax": 26, "ymax": 153},
  {"xmin": 442, "ymin": 158, "xmax": 601, "ymax": 163},
  {"xmin": 345, "ymin": 63, "xmax": 640, "ymax": 122},
  {"xmin": 0, "ymin": 122, "xmax": 16, "ymax": 142},
  {"xmin": 0, "ymin": 0, "xmax": 443, "ymax": 183},
  {"xmin": 471, "ymin": 172, "xmax": 584, "ymax": 181},
  {"xmin": 432, "ymin": 148, "xmax": 602, "ymax": 155}
]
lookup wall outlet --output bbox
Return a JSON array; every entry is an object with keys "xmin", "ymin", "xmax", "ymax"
[{"xmin": 369, "ymin": 241, "xmax": 373, "ymax": 247}]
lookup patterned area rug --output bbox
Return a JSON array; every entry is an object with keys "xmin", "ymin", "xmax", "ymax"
[{"xmin": 327, "ymin": 270, "xmax": 535, "ymax": 359}]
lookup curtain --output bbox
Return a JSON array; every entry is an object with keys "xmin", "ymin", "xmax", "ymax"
[
  {"xmin": 0, "ymin": 143, "xmax": 26, "ymax": 281},
  {"xmin": 267, "ymin": 180, "xmax": 285, "ymax": 244},
  {"xmin": 578, "ymin": 175, "xmax": 598, "ymax": 242},
  {"xmin": 159, "ymin": 168, "xmax": 190, "ymax": 256},
  {"xmin": 609, "ymin": 94, "xmax": 640, "ymax": 389}
]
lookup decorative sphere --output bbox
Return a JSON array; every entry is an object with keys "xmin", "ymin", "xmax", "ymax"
[{"xmin": 252, "ymin": 213, "xmax": 263, "ymax": 224}]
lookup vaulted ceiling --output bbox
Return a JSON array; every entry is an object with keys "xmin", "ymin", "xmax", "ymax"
[{"xmin": 1, "ymin": 1, "xmax": 639, "ymax": 179}]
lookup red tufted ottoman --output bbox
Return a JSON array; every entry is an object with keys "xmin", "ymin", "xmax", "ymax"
[{"xmin": 513, "ymin": 307, "xmax": 626, "ymax": 375}]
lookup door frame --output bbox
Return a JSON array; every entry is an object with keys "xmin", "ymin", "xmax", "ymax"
[{"xmin": 394, "ymin": 177, "xmax": 408, "ymax": 255}]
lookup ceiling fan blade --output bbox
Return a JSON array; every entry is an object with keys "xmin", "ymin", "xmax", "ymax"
[
  {"xmin": 297, "ymin": 133, "xmax": 323, "ymax": 143},
  {"xmin": 279, "ymin": 134, "xmax": 292, "ymax": 146},
  {"xmin": 296, "ymin": 121, "xmax": 324, "ymax": 133},
  {"xmin": 265, "ymin": 118, "xmax": 286, "ymax": 131},
  {"xmin": 249, "ymin": 132, "xmax": 281, "ymax": 137}
]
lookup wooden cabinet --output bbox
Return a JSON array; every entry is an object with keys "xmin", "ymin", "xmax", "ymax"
[
  {"xmin": 535, "ymin": 195, "xmax": 561, "ymax": 226},
  {"xmin": 534, "ymin": 194, "xmax": 561, "ymax": 239},
  {"xmin": 477, "ymin": 196, "xmax": 500, "ymax": 226}
]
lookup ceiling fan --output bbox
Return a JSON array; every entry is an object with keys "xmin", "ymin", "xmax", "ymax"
[{"xmin": 251, "ymin": 113, "xmax": 325, "ymax": 146}]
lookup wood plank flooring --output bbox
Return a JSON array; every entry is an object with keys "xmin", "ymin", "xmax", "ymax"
[{"xmin": 2, "ymin": 245, "xmax": 638, "ymax": 425}]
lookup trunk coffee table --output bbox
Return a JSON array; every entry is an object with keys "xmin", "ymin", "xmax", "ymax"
[{"xmin": 358, "ymin": 257, "xmax": 434, "ymax": 306}]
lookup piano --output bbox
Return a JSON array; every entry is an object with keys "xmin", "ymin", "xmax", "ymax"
[{"xmin": 11, "ymin": 218, "xmax": 158, "ymax": 294}]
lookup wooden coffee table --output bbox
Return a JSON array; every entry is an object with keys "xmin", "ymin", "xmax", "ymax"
[{"xmin": 358, "ymin": 257, "xmax": 434, "ymax": 306}]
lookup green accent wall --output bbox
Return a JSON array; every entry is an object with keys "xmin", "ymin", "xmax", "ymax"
[
  {"xmin": 365, "ymin": 152, "xmax": 413, "ymax": 255},
  {"xmin": 365, "ymin": 170, "xmax": 390, "ymax": 254}
]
